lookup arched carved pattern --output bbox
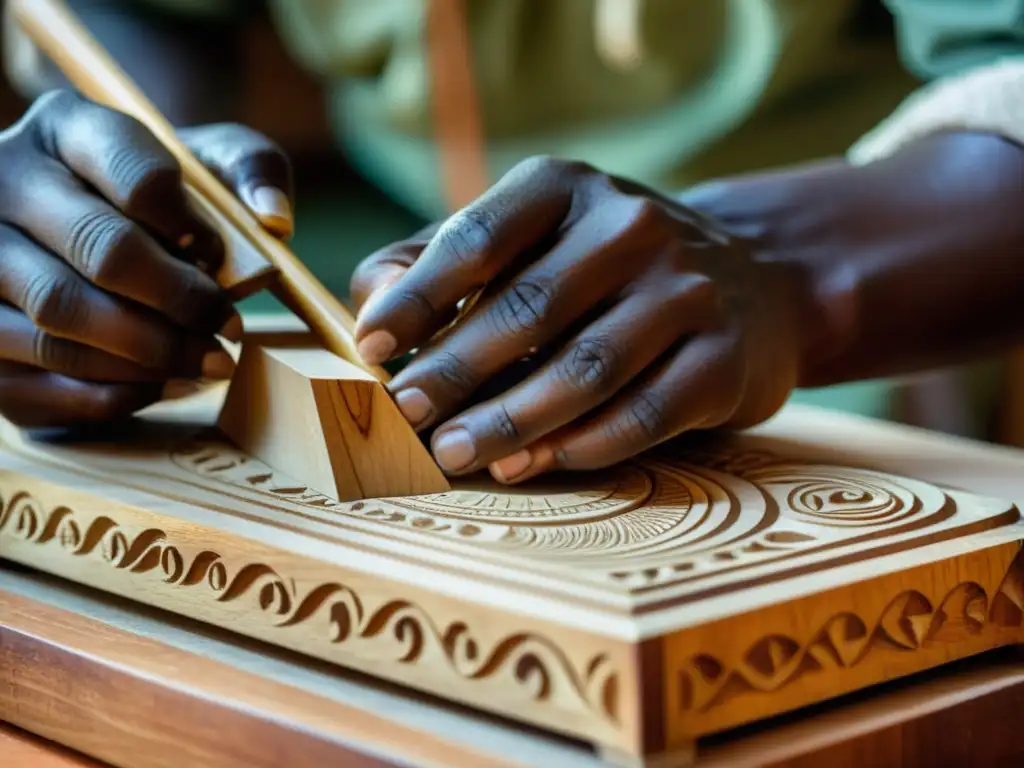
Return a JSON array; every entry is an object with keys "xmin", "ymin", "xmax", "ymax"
[
  {"xmin": 0, "ymin": 489, "xmax": 619, "ymax": 727},
  {"xmin": 169, "ymin": 440, "xmax": 969, "ymax": 592},
  {"xmin": 677, "ymin": 547, "xmax": 1024, "ymax": 713}
]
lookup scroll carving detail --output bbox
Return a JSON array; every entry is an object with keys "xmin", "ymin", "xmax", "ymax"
[{"xmin": 0, "ymin": 489, "xmax": 620, "ymax": 726}]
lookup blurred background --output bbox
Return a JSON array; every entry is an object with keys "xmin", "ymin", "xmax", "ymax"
[{"xmin": 3, "ymin": 0, "xmax": 1022, "ymax": 449}]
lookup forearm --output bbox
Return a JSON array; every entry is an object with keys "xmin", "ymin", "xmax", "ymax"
[
  {"xmin": 5, "ymin": 0, "xmax": 244, "ymax": 126},
  {"xmin": 681, "ymin": 131, "xmax": 1024, "ymax": 387}
]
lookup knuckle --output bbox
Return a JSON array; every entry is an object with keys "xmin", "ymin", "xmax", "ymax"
[
  {"xmin": 32, "ymin": 330, "xmax": 80, "ymax": 374},
  {"xmin": 65, "ymin": 210, "xmax": 135, "ymax": 285},
  {"xmin": 514, "ymin": 154, "xmax": 562, "ymax": 178},
  {"xmin": 559, "ymin": 336, "xmax": 621, "ymax": 396},
  {"xmin": 431, "ymin": 351, "xmax": 478, "ymax": 400},
  {"xmin": 622, "ymin": 391, "xmax": 671, "ymax": 444},
  {"xmin": 30, "ymin": 88, "xmax": 80, "ymax": 124},
  {"xmin": 105, "ymin": 145, "xmax": 181, "ymax": 217},
  {"xmin": 8, "ymin": 90, "xmax": 80, "ymax": 154},
  {"xmin": 491, "ymin": 277, "xmax": 555, "ymax": 337},
  {"xmin": 436, "ymin": 209, "xmax": 495, "ymax": 270},
  {"xmin": 21, "ymin": 272, "xmax": 86, "ymax": 334},
  {"xmin": 489, "ymin": 404, "xmax": 521, "ymax": 442},
  {"xmin": 393, "ymin": 286, "xmax": 440, "ymax": 326},
  {"xmin": 513, "ymin": 154, "xmax": 589, "ymax": 181}
]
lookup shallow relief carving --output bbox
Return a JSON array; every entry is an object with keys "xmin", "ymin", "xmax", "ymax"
[
  {"xmin": 0, "ymin": 488, "xmax": 621, "ymax": 728},
  {"xmin": 3, "ymin": 426, "xmax": 1024, "ymax": 747},
  {"xmin": 676, "ymin": 553, "xmax": 1024, "ymax": 714},
  {"xmin": 168, "ymin": 437, "xmax": 1002, "ymax": 597}
]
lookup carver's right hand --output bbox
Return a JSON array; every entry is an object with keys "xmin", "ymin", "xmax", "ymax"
[{"xmin": 0, "ymin": 89, "xmax": 293, "ymax": 429}]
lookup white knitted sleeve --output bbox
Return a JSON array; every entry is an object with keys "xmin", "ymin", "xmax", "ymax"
[{"xmin": 848, "ymin": 57, "xmax": 1024, "ymax": 166}]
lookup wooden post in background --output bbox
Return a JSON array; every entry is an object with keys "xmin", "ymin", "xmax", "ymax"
[{"xmin": 427, "ymin": 0, "xmax": 489, "ymax": 214}]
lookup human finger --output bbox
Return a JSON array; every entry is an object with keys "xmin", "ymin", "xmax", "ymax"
[
  {"xmin": 179, "ymin": 122, "xmax": 295, "ymax": 239},
  {"xmin": 0, "ymin": 361, "xmax": 162, "ymax": 428},
  {"xmin": 0, "ymin": 223, "xmax": 226, "ymax": 374},
  {"xmin": 494, "ymin": 331, "xmax": 744, "ymax": 482},
  {"xmin": 354, "ymin": 157, "xmax": 581, "ymax": 365},
  {"xmin": 426, "ymin": 277, "xmax": 718, "ymax": 475}
]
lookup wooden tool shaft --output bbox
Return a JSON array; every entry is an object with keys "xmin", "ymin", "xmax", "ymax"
[
  {"xmin": 11, "ymin": 0, "xmax": 387, "ymax": 380},
  {"xmin": 9, "ymin": 0, "xmax": 277, "ymax": 300}
]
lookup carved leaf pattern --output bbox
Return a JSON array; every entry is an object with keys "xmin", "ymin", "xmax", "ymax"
[{"xmin": 0, "ymin": 490, "xmax": 619, "ymax": 726}]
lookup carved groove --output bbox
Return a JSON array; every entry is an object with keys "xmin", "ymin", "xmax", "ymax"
[
  {"xmin": 676, "ymin": 553, "xmax": 1024, "ymax": 713},
  {"xmin": 0, "ymin": 490, "xmax": 620, "ymax": 725},
  {"xmin": 169, "ymin": 443, "xmax": 977, "ymax": 592}
]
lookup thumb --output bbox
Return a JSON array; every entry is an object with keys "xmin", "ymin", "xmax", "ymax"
[
  {"xmin": 354, "ymin": 263, "xmax": 409, "ymax": 324},
  {"xmin": 179, "ymin": 123, "xmax": 295, "ymax": 239}
]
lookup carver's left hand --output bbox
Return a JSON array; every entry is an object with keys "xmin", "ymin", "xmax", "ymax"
[{"xmin": 351, "ymin": 157, "xmax": 809, "ymax": 484}]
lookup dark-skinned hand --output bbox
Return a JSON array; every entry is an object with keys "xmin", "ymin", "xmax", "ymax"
[
  {"xmin": 351, "ymin": 157, "xmax": 808, "ymax": 485},
  {"xmin": 0, "ymin": 90, "xmax": 292, "ymax": 429}
]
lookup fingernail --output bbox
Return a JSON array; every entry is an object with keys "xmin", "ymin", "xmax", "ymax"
[
  {"xmin": 218, "ymin": 313, "xmax": 244, "ymax": 343},
  {"xmin": 433, "ymin": 428, "xmax": 476, "ymax": 473},
  {"xmin": 241, "ymin": 186, "xmax": 293, "ymax": 238},
  {"xmin": 489, "ymin": 450, "xmax": 533, "ymax": 484},
  {"xmin": 162, "ymin": 379, "xmax": 203, "ymax": 401},
  {"xmin": 201, "ymin": 349, "xmax": 236, "ymax": 379},
  {"xmin": 394, "ymin": 388, "xmax": 435, "ymax": 429},
  {"xmin": 357, "ymin": 329, "xmax": 397, "ymax": 366}
]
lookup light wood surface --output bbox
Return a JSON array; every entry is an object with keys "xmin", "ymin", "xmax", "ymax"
[
  {"xmin": 5, "ymin": 567, "xmax": 1024, "ymax": 767},
  {"xmin": 3, "ymin": 380, "xmax": 1024, "ymax": 763},
  {"xmin": 0, "ymin": 567, "xmax": 573, "ymax": 768},
  {"xmin": 0, "ymin": 724, "xmax": 103, "ymax": 768},
  {"xmin": 219, "ymin": 343, "xmax": 449, "ymax": 500},
  {"xmin": 9, "ymin": 0, "xmax": 387, "ymax": 378}
]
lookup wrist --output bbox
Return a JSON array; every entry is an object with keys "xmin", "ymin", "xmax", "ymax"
[
  {"xmin": 678, "ymin": 159, "xmax": 858, "ymax": 388},
  {"xmin": 683, "ymin": 131, "xmax": 1024, "ymax": 388}
]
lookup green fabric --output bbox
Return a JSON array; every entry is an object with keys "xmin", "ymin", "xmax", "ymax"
[
  {"xmin": 265, "ymin": 0, "xmax": 919, "ymax": 220},
  {"xmin": 137, "ymin": 0, "xmax": 1024, "ymax": 427},
  {"xmin": 886, "ymin": 0, "xmax": 1024, "ymax": 77}
]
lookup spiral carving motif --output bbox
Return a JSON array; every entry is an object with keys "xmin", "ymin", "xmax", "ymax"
[{"xmin": 786, "ymin": 480, "xmax": 905, "ymax": 527}]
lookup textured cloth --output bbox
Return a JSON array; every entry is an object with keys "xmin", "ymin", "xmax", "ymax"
[
  {"xmin": 850, "ymin": 57, "xmax": 1024, "ymax": 165},
  {"xmin": 126, "ymin": 0, "xmax": 917, "ymax": 219}
]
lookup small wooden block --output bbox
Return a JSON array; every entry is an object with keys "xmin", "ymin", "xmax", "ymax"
[{"xmin": 218, "ymin": 342, "xmax": 450, "ymax": 501}]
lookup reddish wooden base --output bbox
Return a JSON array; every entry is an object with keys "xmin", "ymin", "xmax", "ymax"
[{"xmin": 4, "ymin": 566, "xmax": 1024, "ymax": 768}]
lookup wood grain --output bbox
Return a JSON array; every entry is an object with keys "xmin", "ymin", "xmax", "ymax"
[
  {"xmin": 0, "ymin": 724, "xmax": 104, "ymax": 768},
  {"xmin": 6, "ymin": 568, "xmax": 1024, "ymax": 768},
  {"xmin": 0, "ymin": 575, "xmax": 492, "ymax": 768},
  {"xmin": 218, "ymin": 343, "xmax": 449, "ymax": 500},
  {"xmin": 3, "ymin": 387, "xmax": 1024, "ymax": 762}
]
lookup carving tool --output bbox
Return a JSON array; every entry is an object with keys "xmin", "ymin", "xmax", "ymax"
[{"xmin": 10, "ymin": 0, "xmax": 389, "ymax": 380}]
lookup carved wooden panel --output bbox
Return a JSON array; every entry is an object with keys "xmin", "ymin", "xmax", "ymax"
[{"xmin": 2, "ymin": 388, "xmax": 1023, "ymax": 763}]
